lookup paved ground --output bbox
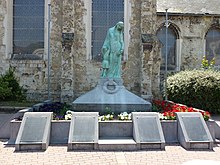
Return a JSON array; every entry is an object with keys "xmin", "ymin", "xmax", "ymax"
[
  {"xmin": 0, "ymin": 141, "xmax": 220, "ymax": 165},
  {"xmin": 0, "ymin": 114, "xmax": 220, "ymax": 165}
]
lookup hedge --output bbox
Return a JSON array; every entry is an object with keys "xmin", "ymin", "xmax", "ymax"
[{"xmin": 166, "ymin": 69, "xmax": 220, "ymax": 114}]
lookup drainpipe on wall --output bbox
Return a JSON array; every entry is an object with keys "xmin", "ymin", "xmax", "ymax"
[
  {"xmin": 47, "ymin": 1, "xmax": 51, "ymax": 100},
  {"xmin": 164, "ymin": 9, "xmax": 169, "ymax": 100}
]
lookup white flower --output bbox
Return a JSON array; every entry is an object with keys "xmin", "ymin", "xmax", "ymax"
[
  {"xmin": 98, "ymin": 114, "xmax": 114, "ymax": 121},
  {"xmin": 64, "ymin": 110, "xmax": 73, "ymax": 120},
  {"xmin": 65, "ymin": 113, "xmax": 72, "ymax": 120},
  {"xmin": 118, "ymin": 112, "xmax": 131, "ymax": 120}
]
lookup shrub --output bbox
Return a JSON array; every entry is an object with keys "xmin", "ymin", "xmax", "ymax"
[
  {"xmin": 0, "ymin": 67, "xmax": 26, "ymax": 101},
  {"xmin": 166, "ymin": 69, "xmax": 220, "ymax": 114},
  {"xmin": 0, "ymin": 79, "xmax": 11, "ymax": 100},
  {"xmin": 36, "ymin": 102, "xmax": 71, "ymax": 120}
]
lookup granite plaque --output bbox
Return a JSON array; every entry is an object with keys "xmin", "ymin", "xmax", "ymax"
[
  {"xmin": 68, "ymin": 112, "xmax": 98, "ymax": 150},
  {"xmin": 71, "ymin": 116, "xmax": 96, "ymax": 142},
  {"xmin": 132, "ymin": 112, "xmax": 165, "ymax": 149},
  {"xmin": 20, "ymin": 117, "xmax": 47, "ymax": 142},
  {"xmin": 15, "ymin": 112, "xmax": 52, "ymax": 151},
  {"xmin": 182, "ymin": 116, "xmax": 208, "ymax": 141},
  {"xmin": 137, "ymin": 116, "xmax": 161, "ymax": 142},
  {"xmin": 176, "ymin": 112, "xmax": 213, "ymax": 149}
]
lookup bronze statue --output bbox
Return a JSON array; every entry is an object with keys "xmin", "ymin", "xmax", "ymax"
[{"xmin": 101, "ymin": 22, "xmax": 124, "ymax": 79}]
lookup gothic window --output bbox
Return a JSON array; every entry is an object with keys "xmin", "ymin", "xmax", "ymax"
[
  {"xmin": 157, "ymin": 26, "xmax": 178, "ymax": 70},
  {"xmin": 92, "ymin": 0, "xmax": 124, "ymax": 61},
  {"xmin": 13, "ymin": 0, "xmax": 45, "ymax": 55},
  {"xmin": 205, "ymin": 27, "xmax": 220, "ymax": 65}
]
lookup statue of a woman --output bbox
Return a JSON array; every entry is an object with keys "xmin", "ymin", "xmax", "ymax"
[{"xmin": 101, "ymin": 22, "xmax": 124, "ymax": 79}]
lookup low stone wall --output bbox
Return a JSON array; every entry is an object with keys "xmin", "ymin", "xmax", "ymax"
[{"xmin": 7, "ymin": 119, "xmax": 216, "ymax": 145}]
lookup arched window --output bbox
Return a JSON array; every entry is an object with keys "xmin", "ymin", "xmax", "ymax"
[
  {"xmin": 156, "ymin": 25, "xmax": 178, "ymax": 70},
  {"xmin": 205, "ymin": 27, "xmax": 220, "ymax": 65}
]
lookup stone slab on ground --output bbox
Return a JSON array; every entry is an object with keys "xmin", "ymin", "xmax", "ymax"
[
  {"xmin": 176, "ymin": 112, "xmax": 214, "ymax": 150},
  {"xmin": 132, "ymin": 112, "xmax": 165, "ymax": 150},
  {"xmin": 68, "ymin": 112, "xmax": 99, "ymax": 150},
  {"xmin": 15, "ymin": 112, "xmax": 53, "ymax": 151}
]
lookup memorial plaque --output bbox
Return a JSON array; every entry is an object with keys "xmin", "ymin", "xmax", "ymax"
[
  {"xmin": 15, "ymin": 112, "xmax": 52, "ymax": 151},
  {"xmin": 176, "ymin": 112, "xmax": 213, "ymax": 150},
  {"xmin": 20, "ymin": 117, "xmax": 47, "ymax": 142},
  {"xmin": 132, "ymin": 112, "xmax": 165, "ymax": 147},
  {"xmin": 68, "ymin": 112, "xmax": 98, "ymax": 150},
  {"xmin": 71, "ymin": 116, "xmax": 96, "ymax": 142},
  {"xmin": 182, "ymin": 116, "xmax": 208, "ymax": 141},
  {"xmin": 136, "ymin": 117, "xmax": 161, "ymax": 142}
]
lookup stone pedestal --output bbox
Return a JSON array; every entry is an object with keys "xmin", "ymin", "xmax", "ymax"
[{"xmin": 72, "ymin": 78, "xmax": 151, "ymax": 114}]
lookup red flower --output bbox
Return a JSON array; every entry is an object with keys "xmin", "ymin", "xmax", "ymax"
[{"xmin": 154, "ymin": 100, "xmax": 211, "ymax": 121}]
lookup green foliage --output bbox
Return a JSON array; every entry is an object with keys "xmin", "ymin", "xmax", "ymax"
[
  {"xmin": 59, "ymin": 102, "xmax": 72, "ymax": 117},
  {"xmin": 0, "ymin": 67, "xmax": 26, "ymax": 101},
  {"xmin": 166, "ymin": 69, "xmax": 220, "ymax": 114},
  {"xmin": 201, "ymin": 55, "xmax": 215, "ymax": 69},
  {"xmin": 0, "ymin": 79, "xmax": 11, "ymax": 100}
]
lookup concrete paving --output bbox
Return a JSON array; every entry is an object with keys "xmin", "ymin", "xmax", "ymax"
[
  {"xmin": 0, "ymin": 142, "xmax": 220, "ymax": 165},
  {"xmin": 0, "ymin": 113, "xmax": 220, "ymax": 165}
]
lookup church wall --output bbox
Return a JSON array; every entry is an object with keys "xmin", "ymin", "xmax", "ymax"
[
  {"xmin": 0, "ymin": 0, "xmax": 219, "ymax": 103},
  {"xmin": 0, "ymin": 0, "xmax": 9, "ymax": 74},
  {"xmin": 157, "ymin": 15, "xmax": 220, "ymax": 70}
]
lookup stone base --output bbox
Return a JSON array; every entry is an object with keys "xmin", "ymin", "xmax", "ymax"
[
  {"xmin": 8, "ymin": 119, "xmax": 217, "ymax": 145},
  {"xmin": 68, "ymin": 143, "xmax": 97, "ymax": 150},
  {"xmin": 72, "ymin": 104, "xmax": 151, "ymax": 115},
  {"xmin": 72, "ymin": 78, "xmax": 152, "ymax": 114}
]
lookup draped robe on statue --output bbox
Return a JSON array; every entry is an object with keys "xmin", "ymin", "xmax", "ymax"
[{"xmin": 101, "ymin": 22, "xmax": 124, "ymax": 79}]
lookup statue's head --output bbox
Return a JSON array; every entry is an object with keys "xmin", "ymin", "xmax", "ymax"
[{"xmin": 115, "ymin": 22, "xmax": 124, "ymax": 31}]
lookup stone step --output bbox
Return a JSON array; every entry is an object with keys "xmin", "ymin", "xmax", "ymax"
[{"xmin": 98, "ymin": 137, "xmax": 137, "ymax": 150}]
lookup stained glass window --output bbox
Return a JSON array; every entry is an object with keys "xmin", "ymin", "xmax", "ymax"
[
  {"xmin": 13, "ymin": 0, "xmax": 45, "ymax": 55},
  {"xmin": 92, "ymin": 0, "xmax": 124, "ymax": 61}
]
